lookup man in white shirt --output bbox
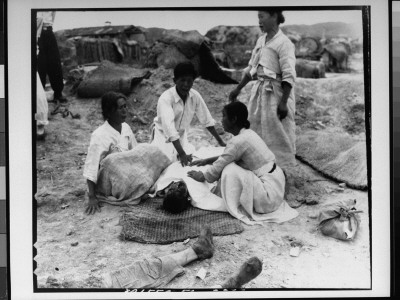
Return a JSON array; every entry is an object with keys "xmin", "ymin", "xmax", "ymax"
[{"xmin": 151, "ymin": 62, "xmax": 226, "ymax": 166}]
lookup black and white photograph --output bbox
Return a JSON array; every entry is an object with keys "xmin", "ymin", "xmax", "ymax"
[{"xmin": 7, "ymin": 0, "xmax": 391, "ymax": 299}]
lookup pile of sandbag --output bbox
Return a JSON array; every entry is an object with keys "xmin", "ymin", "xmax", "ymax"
[
  {"xmin": 76, "ymin": 60, "xmax": 151, "ymax": 98},
  {"xmin": 296, "ymin": 131, "xmax": 368, "ymax": 190},
  {"xmin": 96, "ymin": 144, "xmax": 171, "ymax": 205}
]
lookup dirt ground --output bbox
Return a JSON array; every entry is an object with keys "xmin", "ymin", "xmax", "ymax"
[{"xmin": 34, "ymin": 54, "xmax": 370, "ymax": 289}]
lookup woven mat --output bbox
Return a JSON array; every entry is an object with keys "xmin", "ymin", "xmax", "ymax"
[
  {"xmin": 296, "ymin": 131, "xmax": 368, "ymax": 190},
  {"xmin": 120, "ymin": 198, "xmax": 244, "ymax": 244}
]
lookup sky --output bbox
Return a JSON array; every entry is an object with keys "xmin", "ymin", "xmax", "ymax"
[{"xmin": 51, "ymin": 9, "xmax": 363, "ymax": 35}]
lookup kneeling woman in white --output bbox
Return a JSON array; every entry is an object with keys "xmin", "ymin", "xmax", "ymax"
[
  {"xmin": 83, "ymin": 92, "xmax": 137, "ymax": 215},
  {"xmin": 188, "ymin": 102, "xmax": 286, "ymax": 224}
]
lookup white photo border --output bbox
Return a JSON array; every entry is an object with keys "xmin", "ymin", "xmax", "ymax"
[{"xmin": 8, "ymin": 0, "xmax": 390, "ymax": 299}]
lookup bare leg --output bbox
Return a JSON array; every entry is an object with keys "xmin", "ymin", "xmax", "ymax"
[
  {"xmin": 165, "ymin": 226, "xmax": 215, "ymax": 267},
  {"xmin": 163, "ymin": 247, "xmax": 198, "ymax": 267},
  {"xmin": 103, "ymin": 226, "xmax": 214, "ymax": 288}
]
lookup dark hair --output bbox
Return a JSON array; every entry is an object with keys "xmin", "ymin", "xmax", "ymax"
[
  {"xmin": 163, "ymin": 191, "xmax": 190, "ymax": 214},
  {"xmin": 174, "ymin": 61, "xmax": 197, "ymax": 79},
  {"xmin": 261, "ymin": 9, "xmax": 285, "ymax": 25},
  {"xmin": 224, "ymin": 101, "xmax": 251, "ymax": 129},
  {"xmin": 162, "ymin": 181, "xmax": 190, "ymax": 214},
  {"xmin": 101, "ymin": 91, "xmax": 126, "ymax": 120}
]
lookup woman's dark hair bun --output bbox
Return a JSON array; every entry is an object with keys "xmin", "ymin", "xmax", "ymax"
[
  {"xmin": 261, "ymin": 9, "xmax": 285, "ymax": 25},
  {"xmin": 224, "ymin": 101, "xmax": 250, "ymax": 129}
]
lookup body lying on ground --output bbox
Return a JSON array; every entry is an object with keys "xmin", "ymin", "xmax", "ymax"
[{"xmin": 103, "ymin": 226, "xmax": 263, "ymax": 289}]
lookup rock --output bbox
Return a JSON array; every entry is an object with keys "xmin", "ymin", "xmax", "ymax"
[
  {"xmin": 308, "ymin": 211, "xmax": 319, "ymax": 219},
  {"xmin": 46, "ymin": 276, "xmax": 60, "ymax": 287},
  {"xmin": 289, "ymin": 246, "xmax": 301, "ymax": 257},
  {"xmin": 71, "ymin": 242, "xmax": 79, "ymax": 247},
  {"xmin": 132, "ymin": 115, "xmax": 149, "ymax": 125},
  {"xmin": 271, "ymin": 239, "xmax": 284, "ymax": 247}
]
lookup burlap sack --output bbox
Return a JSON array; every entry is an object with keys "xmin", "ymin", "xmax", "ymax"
[
  {"xmin": 96, "ymin": 144, "xmax": 171, "ymax": 205},
  {"xmin": 318, "ymin": 199, "xmax": 362, "ymax": 241}
]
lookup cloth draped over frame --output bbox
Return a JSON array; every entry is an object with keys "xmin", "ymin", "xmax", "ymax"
[
  {"xmin": 95, "ymin": 144, "xmax": 171, "ymax": 206},
  {"xmin": 151, "ymin": 146, "xmax": 298, "ymax": 225}
]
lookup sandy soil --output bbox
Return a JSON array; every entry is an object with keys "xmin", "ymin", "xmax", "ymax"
[{"xmin": 34, "ymin": 55, "xmax": 370, "ymax": 289}]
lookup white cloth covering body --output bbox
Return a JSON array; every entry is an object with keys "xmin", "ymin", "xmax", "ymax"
[{"xmin": 152, "ymin": 145, "xmax": 298, "ymax": 225}]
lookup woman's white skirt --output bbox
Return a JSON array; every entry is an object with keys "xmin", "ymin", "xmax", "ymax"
[{"xmin": 218, "ymin": 162, "xmax": 298, "ymax": 225}]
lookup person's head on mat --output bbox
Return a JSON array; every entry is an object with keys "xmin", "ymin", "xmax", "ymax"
[{"xmin": 163, "ymin": 181, "xmax": 190, "ymax": 214}]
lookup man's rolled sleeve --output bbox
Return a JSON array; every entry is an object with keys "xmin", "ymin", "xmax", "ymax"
[
  {"xmin": 279, "ymin": 42, "xmax": 296, "ymax": 87},
  {"xmin": 157, "ymin": 97, "xmax": 180, "ymax": 142},
  {"xmin": 195, "ymin": 95, "xmax": 215, "ymax": 128}
]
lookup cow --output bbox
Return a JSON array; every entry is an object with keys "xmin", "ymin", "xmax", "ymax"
[
  {"xmin": 295, "ymin": 58, "xmax": 326, "ymax": 79},
  {"xmin": 320, "ymin": 42, "xmax": 350, "ymax": 72}
]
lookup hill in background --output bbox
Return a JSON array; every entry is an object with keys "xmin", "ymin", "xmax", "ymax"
[
  {"xmin": 205, "ymin": 22, "xmax": 363, "ymax": 47},
  {"xmin": 282, "ymin": 22, "xmax": 362, "ymax": 39}
]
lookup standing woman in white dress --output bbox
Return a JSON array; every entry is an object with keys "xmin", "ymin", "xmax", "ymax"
[{"xmin": 229, "ymin": 9, "xmax": 297, "ymax": 170}]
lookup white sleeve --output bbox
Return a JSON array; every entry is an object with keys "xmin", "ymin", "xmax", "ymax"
[
  {"xmin": 157, "ymin": 95, "xmax": 180, "ymax": 142},
  {"xmin": 194, "ymin": 92, "xmax": 215, "ymax": 128},
  {"xmin": 83, "ymin": 133, "xmax": 109, "ymax": 184}
]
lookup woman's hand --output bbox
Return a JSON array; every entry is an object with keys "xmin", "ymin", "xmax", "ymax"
[
  {"xmin": 178, "ymin": 152, "xmax": 193, "ymax": 167},
  {"xmin": 187, "ymin": 170, "xmax": 206, "ymax": 182},
  {"xmin": 190, "ymin": 159, "xmax": 208, "ymax": 167},
  {"xmin": 229, "ymin": 88, "xmax": 240, "ymax": 102},
  {"xmin": 277, "ymin": 101, "xmax": 288, "ymax": 120},
  {"xmin": 85, "ymin": 195, "xmax": 102, "ymax": 215}
]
